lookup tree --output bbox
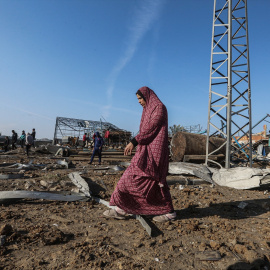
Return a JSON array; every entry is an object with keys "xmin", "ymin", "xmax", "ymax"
[{"xmin": 169, "ymin": 124, "xmax": 186, "ymax": 137}]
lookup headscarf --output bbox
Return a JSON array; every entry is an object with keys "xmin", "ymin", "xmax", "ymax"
[{"xmin": 133, "ymin": 86, "xmax": 169, "ymax": 183}]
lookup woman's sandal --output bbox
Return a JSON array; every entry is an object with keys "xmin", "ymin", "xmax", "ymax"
[
  {"xmin": 153, "ymin": 212, "xmax": 176, "ymax": 223},
  {"xmin": 103, "ymin": 209, "xmax": 128, "ymax": 220}
]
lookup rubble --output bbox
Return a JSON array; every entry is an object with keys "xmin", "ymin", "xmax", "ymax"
[
  {"xmin": 211, "ymin": 167, "xmax": 270, "ymax": 189},
  {"xmin": 68, "ymin": 172, "xmax": 91, "ymax": 197},
  {"xmin": 1, "ymin": 144, "xmax": 270, "ymax": 269},
  {"xmin": 169, "ymin": 162, "xmax": 214, "ymax": 184}
]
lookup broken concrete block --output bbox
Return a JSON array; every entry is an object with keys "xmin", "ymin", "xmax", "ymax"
[
  {"xmin": 40, "ymin": 180, "xmax": 50, "ymax": 188},
  {"xmin": 68, "ymin": 172, "xmax": 91, "ymax": 197},
  {"xmin": 169, "ymin": 162, "xmax": 214, "ymax": 184},
  {"xmin": 212, "ymin": 167, "xmax": 270, "ymax": 189}
]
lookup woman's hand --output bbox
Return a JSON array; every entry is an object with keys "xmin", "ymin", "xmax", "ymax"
[{"xmin": 124, "ymin": 142, "xmax": 134, "ymax": 156}]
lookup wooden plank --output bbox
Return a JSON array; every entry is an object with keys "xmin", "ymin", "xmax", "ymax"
[
  {"xmin": 183, "ymin": 154, "xmax": 224, "ymax": 162},
  {"xmin": 0, "ymin": 191, "xmax": 88, "ymax": 202},
  {"xmin": 135, "ymin": 215, "xmax": 152, "ymax": 237},
  {"xmin": 0, "ymin": 173, "xmax": 24, "ymax": 179},
  {"xmin": 0, "ymin": 155, "xmax": 18, "ymax": 159},
  {"xmin": 93, "ymin": 196, "xmax": 113, "ymax": 208},
  {"xmin": 87, "ymin": 167, "xmax": 110, "ymax": 170},
  {"xmin": 68, "ymin": 157, "xmax": 132, "ymax": 161},
  {"xmin": 0, "ymin": 168, "xmax": 22, "ymax": 173},
  {"xmin": 166, "ymin": 177, "xmax": 208, "ymax": 185},
  {"xmin": 77, "ymin": 151, "xmax": 135, "ymax": 156},
  {"xmin": 93, "ymin": 196, "xmax": 152, "ymax": 237},
  {"xmin": 0, "ymin": 163, "xmax": 16, "ymax": 167}
]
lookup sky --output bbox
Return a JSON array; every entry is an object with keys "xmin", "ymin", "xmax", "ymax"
[{"xmin": 0, "ymin": 0, "xmax": 269, "ymax": 139}]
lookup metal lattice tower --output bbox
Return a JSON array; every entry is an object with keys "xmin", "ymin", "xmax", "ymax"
[{"xmin": 206, "ymin": 0, "xmax": 252, "ymax": 168}]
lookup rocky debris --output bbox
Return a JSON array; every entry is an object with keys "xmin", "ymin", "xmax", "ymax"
[
  {"xmin": 0, "ymin": 224, "xmax": 13, "ymax": 236},
  {"xmin": 211, "ymin": 167, "xmax": 270, "ymax": 189},
  {"xmin": 1, "ymin": 148, "xmax": 270, "ymax": 269}
]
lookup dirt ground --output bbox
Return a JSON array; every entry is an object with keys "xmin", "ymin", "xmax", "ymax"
[{"xmin": 0, "ymin": 149, "xmax": 270, "ymax": 270}]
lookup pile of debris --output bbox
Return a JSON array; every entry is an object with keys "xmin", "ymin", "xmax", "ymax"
[{"xmin": 1, "ymin": 144, "xmax": 270, "ymax": 269}]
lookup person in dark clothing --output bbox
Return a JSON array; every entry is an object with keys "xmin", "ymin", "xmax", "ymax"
[
  {"xmin": 11, "ymin": 130, "xmax": 18, "ymax": 150},
  {"xmin": 75, "ymin": 136, "xmax": 80, "ymax": 149},
  {"xmin": 3, "ymin": 136, "xmax": 10, "ymax": 152},
  {"xmin": 31, "ymin": 128, "xmax": 36, "ymax": 140},
  {"xmin": 20, "ymin": 130, "xmax": 26, "ymax": 148},
  {"xmin": 25, "ymin": 133, "xmax": 34, "ymax": 156},
  {"xmin": 31, "ymin": 128, "xmax": 36, "ymax": 147},
  {"xmin": 92, "ymin": 133, "xmax": 96, "ymax": 147},
  {"xmin": 89, "ymin": 132, "xmax": 104, "ymax": 165}
]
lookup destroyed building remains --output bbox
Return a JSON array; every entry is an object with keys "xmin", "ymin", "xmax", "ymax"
[{"xmin": 53, "ymin": 116, "xmax": 132, "ymax": 147}]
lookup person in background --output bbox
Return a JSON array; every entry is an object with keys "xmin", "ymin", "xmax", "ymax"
[
  {"xmin": 75, "ymin": 136, "xmax": 80, "ymax": 149},
  {"xmin": 3, "ymin": 136, "xmax": 10, "ymax": 152},
  {"xmin": 86, "ymin": 133, "xmax": 91, "ymax": 146},
  {"xmin": 92, "ymin": 133, "xmax": 96, "ymax": 147},
  {"xmin": 104, "ymin": 129, "xmax": 110, "ymax": 146},
  {"xmin": 31, "ymin": 128, "xmax": 36, "ymax": 147},
  {"xmin": 89, "ymin": 132, "xmax": 104, "ymax": 165},
  {"xmin": 11, "ymin": 130, "xmax": 18, "ymax": 150},
  {"xmin": 103, "ymin": 86, "xmax": 176, "ymax": 223},
  {"xmin": 82, "ymin": 133, "xmax": 87, "ymax": 148},
  {"xmin": 25, "ymin": 133, "xmax": 34, "ymax": 156},
  {"xmin": 20, "ymin": 130, "xmax": 26, "ymax": 149}
]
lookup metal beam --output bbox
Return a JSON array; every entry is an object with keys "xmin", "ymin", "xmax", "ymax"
[{"xmin": 206, "ymin": 0, "xmax": 252, "ymax": 168}]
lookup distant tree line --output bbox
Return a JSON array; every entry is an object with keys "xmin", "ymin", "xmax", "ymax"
[
  {"xmin": 169, "ymin": 124, "xmax": 187, "ymax": 137},
  {"xmin": 169, "ymin": 124, "xmax": 206, "ymax": 137}
]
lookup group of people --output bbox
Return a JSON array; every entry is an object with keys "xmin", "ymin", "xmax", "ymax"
[
  {"xmin": 68, "ymin": 136, "xmax": 80, "ymax": 148},
  {"xmin": 3, "ymin": 128, "xmax": 36, "ymax": 156}
]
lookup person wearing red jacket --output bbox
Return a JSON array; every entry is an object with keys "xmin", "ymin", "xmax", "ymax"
[{"xmin": 82, "ymin": 133, "xmax": 87, "ymax": 148}]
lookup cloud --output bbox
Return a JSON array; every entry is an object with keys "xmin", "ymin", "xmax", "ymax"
[
  {"xmin": 1, "ymin": 103, "xmax": 54, "ymax": 121},
  {"xmin": 71, "ymin": 98, "xmax": 140, "ymax": 119},
  {"xmin": 105, "ymin": 0, "xmax": 165, "ymax": 116}
]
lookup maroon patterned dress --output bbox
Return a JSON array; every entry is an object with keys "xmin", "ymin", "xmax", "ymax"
[{"xmin": 109, "ymin": 87, "xmax": 174, "ymax": 215}]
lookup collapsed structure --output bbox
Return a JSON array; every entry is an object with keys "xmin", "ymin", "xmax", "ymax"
[{"xmin": 53, "ymin": 116, "xmax": 132, "ymax": 146}]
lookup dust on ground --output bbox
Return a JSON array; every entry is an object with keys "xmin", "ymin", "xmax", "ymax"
[{"xmin": 0, "ymin": 149, "xmax": 270, "ymax": 270}]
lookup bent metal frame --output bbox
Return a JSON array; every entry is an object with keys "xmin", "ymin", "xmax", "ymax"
[{"xmin": 53, "ymin": 116, "xmax": 129, "ymax": 144}]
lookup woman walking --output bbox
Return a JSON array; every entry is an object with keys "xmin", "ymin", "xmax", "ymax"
[{"xmin": 104, "ymin": 86, "xmax": 175, "ymax": 222}]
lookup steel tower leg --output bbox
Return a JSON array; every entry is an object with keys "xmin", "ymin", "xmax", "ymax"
[{"xmin": 205, "ymin": 0, "xmax": 252, "ymax": 168}]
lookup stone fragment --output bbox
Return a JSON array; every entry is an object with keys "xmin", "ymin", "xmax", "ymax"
[
  {"xmin": 210, "ymin": 240, "xmax": 221, "ymax": 250},
  {"xmin": 198, "ymin": 242, "xmax": 206, "ymax": 252},
  {"xmin": 234, "ymin": 244, "xmax": 247, "ymax": 254},
  {"xmin": 40, "ymin": 180, "xmax": 50, "ymax": 187},
  {"xmin": 0, "ymin": 224, "xmax": 13, "ymax": 236},
  {"xmin": 243, "ymin": 249, "xmax": 258, "ymax": 263}
]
